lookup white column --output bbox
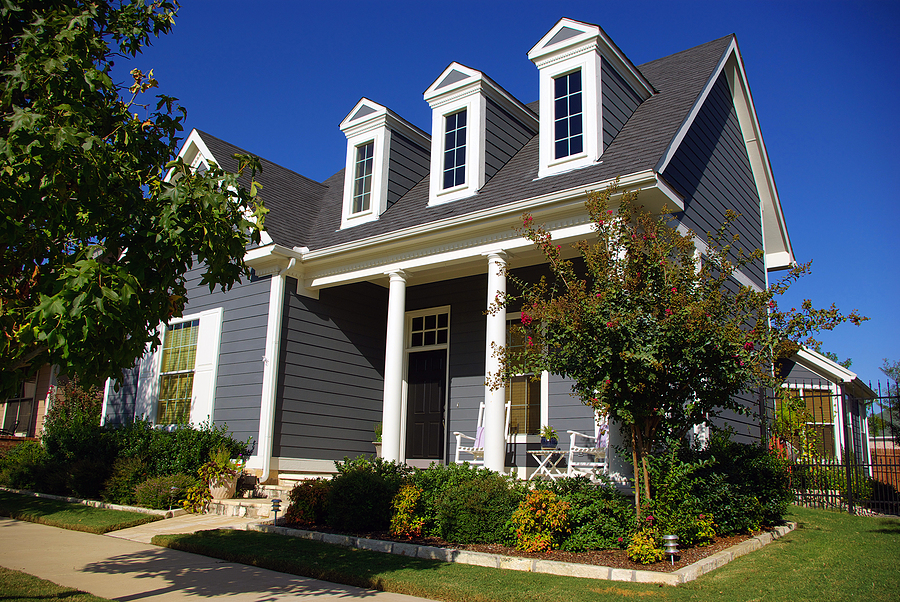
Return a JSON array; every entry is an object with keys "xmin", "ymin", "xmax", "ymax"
[
  {"xmin": 382, "ymin": 270, "xmax": 407, "ymax": 463},
  {"xmin": 483, "ymin": 252, "xmax": 507, "ymax": 473},
  {"xmin": 251, "ymin": 270, "xmax": 289, "ymax": 483}
]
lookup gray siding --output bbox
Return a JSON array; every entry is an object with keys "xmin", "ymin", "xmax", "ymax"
[
  {"xmin": 185, "ymin": 269, "xmax": 270, "ymax": 446},
  {"xmin": 104, "ymin": 363, "xmax": 141, "ymax": 425},
  {"xmin": 663, "ymin": 72, "xmax": 765, "ymax": 288},
  {"xmin": 387, "ymin": 131, "xmax": 429, "ymax": 209},
  {"xmin": 484, "ymin": 98, "xmax": 536, "ymax": 184},
  {"xmin": 274, "ymin": 281, "xmax": 388, "ymax": 461},
  {"xmin": 602, "ymin": 57, "xmax": 643, "ymax": 150},
  {"xmin": 103, "ymin": 267, "xmax": 270, "ymax": 447}
]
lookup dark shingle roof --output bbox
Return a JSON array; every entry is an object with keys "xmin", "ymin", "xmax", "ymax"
[
  {"xmin": 197, "ymin": 34, "xmax": 734, "ymax": 251},
  {"xmin": 198, "ymin": 131, "xmax": 328, "ymax": 249}
]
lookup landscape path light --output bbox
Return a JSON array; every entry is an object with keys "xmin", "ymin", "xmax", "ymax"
[
  {"xmin": 662, "ymin": 534, "xmax": 679, "ymax": 565},
  {"xmin": 271, "ymin": 498, "xmax": 282, "ymax": 526}
]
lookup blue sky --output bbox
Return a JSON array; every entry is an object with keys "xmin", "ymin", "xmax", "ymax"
[{"xmin": 120, "ymin": 0, "xmax": 899, "ymax": 386}]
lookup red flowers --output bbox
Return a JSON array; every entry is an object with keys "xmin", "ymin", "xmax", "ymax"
[{"xmin": 521, "ymin": 311, "xmax": 533, "ymax": 326}]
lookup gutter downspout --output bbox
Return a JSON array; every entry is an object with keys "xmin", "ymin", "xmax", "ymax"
[{"xmin": 256, "ymin": 257, "xmax": 295, "ymax": 483}]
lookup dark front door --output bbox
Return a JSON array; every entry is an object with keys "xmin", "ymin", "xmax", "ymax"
[{"xmin": 406, "ymin": 349, "xmax": 447, "ymax": 460}]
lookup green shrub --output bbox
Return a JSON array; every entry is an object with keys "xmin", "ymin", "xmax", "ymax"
[
  {"xmin": 105, "ymin": 420, "xmax": 251, "ymax": 478},
  {"xmin": 134, "ymin": 474, "xmax": 198, "ymax": 509},
  {"xmin": 511, "ymin": 489, "xmax": 570, "ymax": 551},
  {"xmin": 390, "ymin": 484, "xmax": 425, "ymax": 538},
  {"xmin": 545, "ymin": 478, "xmax": 634, "ymax": 552},
  {"xmin": 41, "ymin": 379, "xmax": 107, "ymax": 465},
  {"xmin": 644, "ymin": 431, "xmax": 793, "ymax": 538},
  {"xmin": 327, "ymin": 468, "xmax": 395, "ymax": 532},
  {"xmin": 406, "ymin": 462, "xmax": 498, "ymax": 537},
  {"xmin": 0, "ymin": 441, "xmax": 49, "ymax": 490},
  {"xmin": 435, "ymin": 472, "xmax": 524, "ymax": 545},
  {"xmin": 65, "ymin": 457, "xmax": 112, "ymax": 500},
  {"xmin": 101, "ymin": 456, "xmax": 150, "ymax": 505},
  {"xmin": 284, "ymin": 479, "xmax": 330, "ymax": 527}
]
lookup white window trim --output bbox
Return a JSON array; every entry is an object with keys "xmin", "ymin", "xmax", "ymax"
[
  {"xmin": 535, "ymin": 54, "xmax": 602, "ymax": 179},
  {"xmin": 505, "ymin": 311, "xmax": 549, "ymax": 443},
  {"xmin": 135, "ymin": 307, "xmax": 224, "ymax": 426},
  {"xmin": 340, "ymin": 128, "xmax": 390, "ymax": 229},
  {"xmin": 427, "ymin": 94, "xmax": 485, "ymax": 205}
]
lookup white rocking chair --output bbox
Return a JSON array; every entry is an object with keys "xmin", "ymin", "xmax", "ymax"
[
  {"xmin": 566, "ymin": 420, "xmax": 608, "ymax": 479},
  {"xmin": 453, "ymin": 401, "xmax": 511, "ymax": 465}
]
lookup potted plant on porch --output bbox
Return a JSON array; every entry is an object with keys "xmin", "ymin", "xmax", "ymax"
[
  {"xmin": 373, "ymin": 422, "xmax": 383, "ymax": 458},
  {"xmin": 203, "ymin": 446, "xmax": 244, "ymax": 499},
  {"xmin": 540, "ymin": 425, "xmax": 558, "ymax": 449}
]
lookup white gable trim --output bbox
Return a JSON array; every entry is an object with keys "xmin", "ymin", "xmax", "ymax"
[{"xmin": 654, "ymin": 39, "xmax": 794, "ymax": 274}]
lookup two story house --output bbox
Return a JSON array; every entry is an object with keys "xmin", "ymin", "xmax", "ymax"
[{"xmin": 102, "ymin": 18, "xmax": 793, "ymax": 483}]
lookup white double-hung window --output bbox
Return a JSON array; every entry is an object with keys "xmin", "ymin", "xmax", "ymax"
[
  {"xmin": 156, "ymin": 319, "xmax": 200, "ymax": 424},
  {"xmin": 134, "ymin": 307, "xmax": 223, "ymax": 426}
]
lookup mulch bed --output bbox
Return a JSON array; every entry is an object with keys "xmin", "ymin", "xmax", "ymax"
[{"xmin": 282, "ymin": 522, "xmax": 758, "ymax": 573}]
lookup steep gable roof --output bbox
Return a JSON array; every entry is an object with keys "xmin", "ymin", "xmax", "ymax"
[
  {"xmin": 194, "ymin": 130, "xmax": 328, "ymax": 249},
  {"xmin": 298, "ymin": 34, "xmax": 732, "ymax": 252}
]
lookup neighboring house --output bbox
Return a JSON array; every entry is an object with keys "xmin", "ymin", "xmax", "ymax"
[
  {"xmin": 777, "ymin": 346, "xmax": 875, "ymax": 464},
  {"xmin": 1, "ymin": 364, "xmax": 57, "ymax": 439},
  {"xmin": 102, "ymin": 18, "xmax": 794, "ymax": 482}
]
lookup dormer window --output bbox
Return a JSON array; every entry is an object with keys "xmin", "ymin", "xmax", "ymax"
[
  {"xmin": 443, "ymin": 110, "xmax": 467, "ymax": 189},
  {"xmin": 529, "ymin": 19, "xmax": 654, "ymax": 179},
  {"xmin": 425, "ymin": 63, "xmax": 537, "ymax": 206},
  {"xmin": 554, "ymin": 71, "xmax": 583, "ymax": 159},
  {"xmin": 339, "ymin": 99, "xmax": 430, "ymax": 229},
  {"xmin": 352, "ymin": 141, "xmax": 374, "ymax": 213}
]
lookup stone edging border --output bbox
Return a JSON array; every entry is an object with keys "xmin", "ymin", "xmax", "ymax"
[
  {"xmin": 251, "ymin": 521, "xmax": 796, "ymax": 586},
  {"xmin": 0, "ymin": 487, "xmax": 186, "ymax": 518}
]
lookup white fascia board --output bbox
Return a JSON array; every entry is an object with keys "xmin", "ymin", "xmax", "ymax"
[
  {"xmin": 795, "ymin": 346, "xmax": 858, "ymax": 384},
  {"xmin": 303, "ymin": 170, "xmax": 681, "ymax": 289},
  {"xmin": 244, "ymin": 244, "xmax": 305, "ymax": 280},
  {"xmin": 655, "ymin": 38, "xmax": 794, "ymax": 274},
  {"xmin": 165, "ymin": 129, "xmax": 217, "ymax": 183}
]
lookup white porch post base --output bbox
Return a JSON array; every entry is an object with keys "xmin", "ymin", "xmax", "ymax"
[
  {"xmin": 483, "ymin": 252, "xmax": 507, "ymax": 473},
  {"xmin": 382, "ymin": 270, "xmax": 407, "ymax": 463}
]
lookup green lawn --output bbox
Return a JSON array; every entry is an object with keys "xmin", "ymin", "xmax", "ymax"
[
  {"xmin": 0, "ymin": 566, "xmax": 115, "ymax": 602},
  {"xmin": 0, "ymin": 490, "xmax": 160, "ymax": 534},
  {"xmin": 153, "ymin": 506, "xmax": 900, "ymax": 602}
]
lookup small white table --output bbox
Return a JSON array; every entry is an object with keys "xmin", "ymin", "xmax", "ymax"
[{"xmin": 528, "ymin": 448, "xmax": 566, "ymax": 480}]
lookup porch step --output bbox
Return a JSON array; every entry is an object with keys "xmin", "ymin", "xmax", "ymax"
[{"xmin": 207, "ymin": 498, "xmax": 276, "ymax": 519}]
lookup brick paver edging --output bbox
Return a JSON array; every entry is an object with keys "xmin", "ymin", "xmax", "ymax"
[
  {"xmin": 251, "ymin": 522, "xmax": 795, "ymax": 586},
  {"xmin": 0, "ymin": 487, "xmax": 186, "ymax": 518}
]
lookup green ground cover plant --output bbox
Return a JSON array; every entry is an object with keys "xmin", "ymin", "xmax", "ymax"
[
  {"xmin": 0, "ymin": 490, "xmax": 159, "ymax": 534},
  {"xmin": 0, "ymin": 567, "xmax": 115, "ymax": 602},
  {"xmin": 153, "ymin": 505, "xmax": 899, "ymax": 602}
]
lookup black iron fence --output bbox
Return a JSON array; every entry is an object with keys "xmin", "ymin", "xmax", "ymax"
[{"xmin": 766, "ymin": 380, "xmax": 899, "ymax": 516}]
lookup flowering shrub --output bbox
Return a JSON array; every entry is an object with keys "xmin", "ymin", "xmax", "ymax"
[
  {"xmin": 390, "ymin": 484, "xmax": 426, "ymax": 538},
  {"xmin": 511, "ymin": 489, "xmax": 571, "ymax": 552}
]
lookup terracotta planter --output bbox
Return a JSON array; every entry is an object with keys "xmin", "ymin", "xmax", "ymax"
[{"xmin": 209, "ymin": 475, "xmax": 238, "ymax": 500}]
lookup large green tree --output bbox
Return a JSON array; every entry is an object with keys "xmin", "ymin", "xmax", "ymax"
[
  {"xmin": 1, "ymin": 1, "xmax": 266, "ymax": 396},
  {"xmin": 493, "ymin": 182, "xmax": 864, "ymax": 511}
]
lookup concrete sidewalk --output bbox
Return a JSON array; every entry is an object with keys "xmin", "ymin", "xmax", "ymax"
[{"xmin": 0, "ymin": 517, "xmax": 438, "ymax": 601}]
